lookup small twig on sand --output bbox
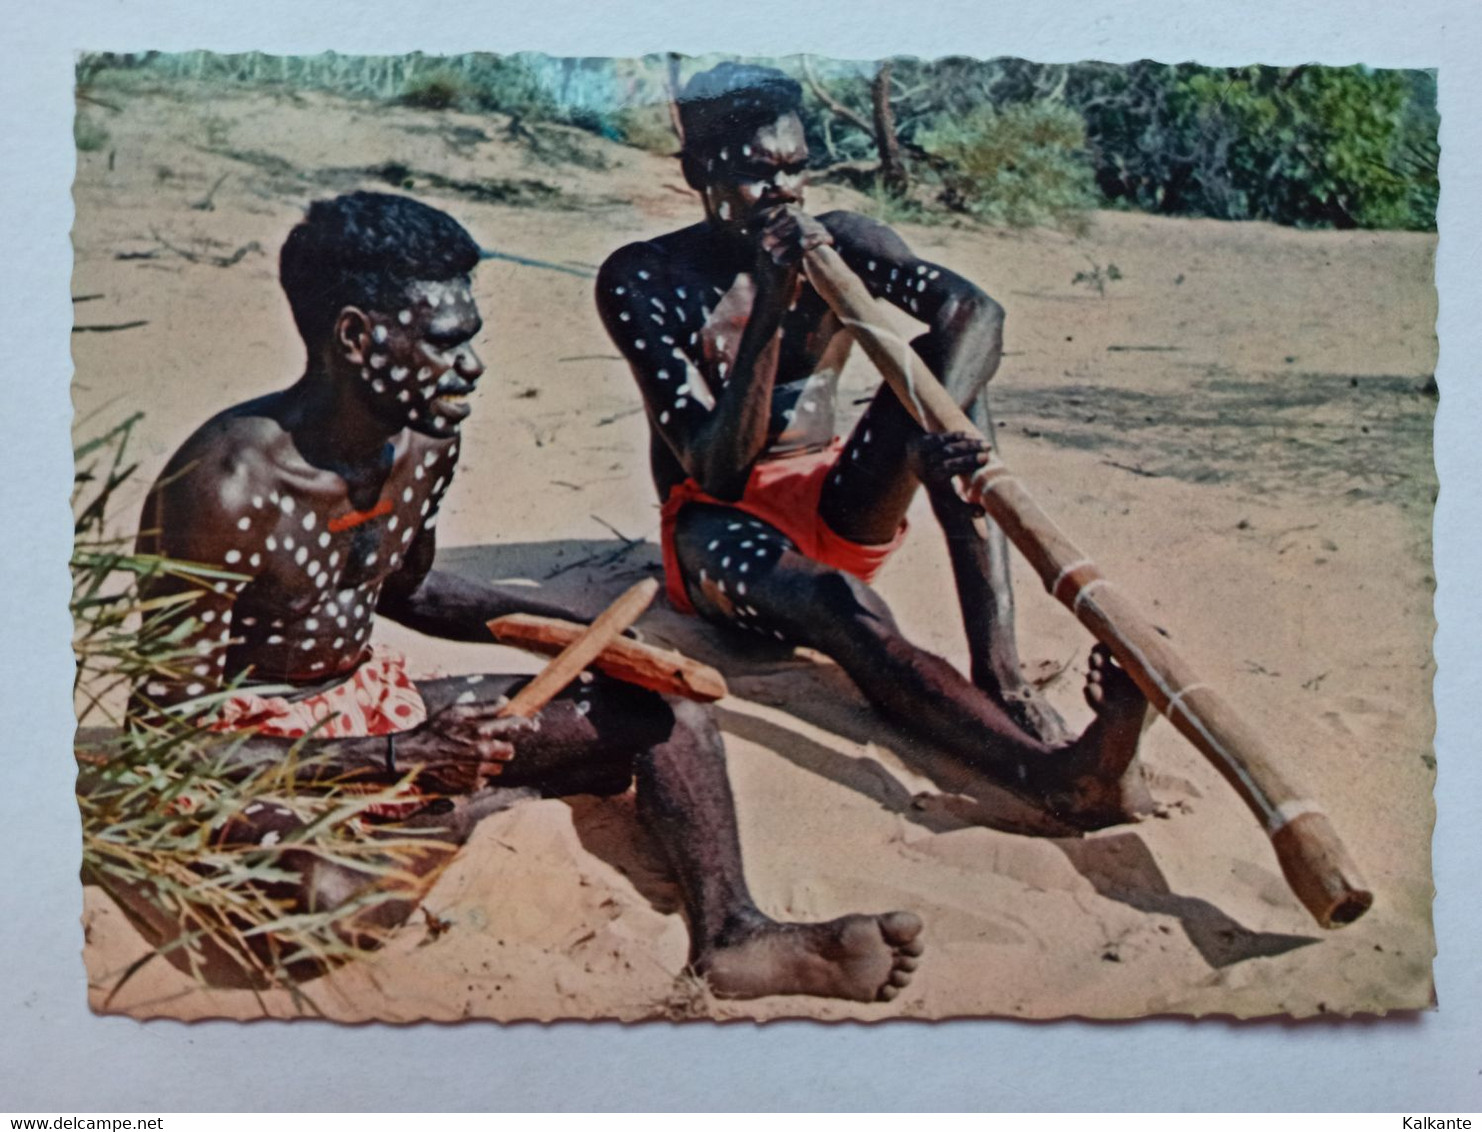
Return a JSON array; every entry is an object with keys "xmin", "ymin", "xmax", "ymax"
[
  {"xmin": 542, "ymin": 518, "xmax": 643, "ymax": 581},
  {"xmin": 72, "ymin": 293, "xmax": 105, "ymax": 304},
  {"xmin": 558, "ymin": 354, "xmax": 622, "ymax": 363},
  {"xmin": 1101, "ymin": 459, "xmax": 1161, "ymax": 478},
  {"xmin": 1107, "ymin": 344, "xmax": 1181, "ymax": 353},
  {"xmin": 190, "ymin": 172, "xmax": 230, "ymax": 211},
  {"xmin": 146, "ymin": 228, "xmax": 263, "ymax": 268},
  {"xmin": 73, "ymin": 320, "xmax": 149, "ymax": 334},
  {"xmin": 589, "ymin": 515, "xmax": 637, "ymax": 546},
  {"xmin": 595, "ymin": 406, "xmax": 645, "ymax": 427},
  {"xmin": 479, "ymin": 247, "xmax": 595, "ymax": 279}
]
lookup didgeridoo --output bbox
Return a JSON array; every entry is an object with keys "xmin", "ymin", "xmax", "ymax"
[
  {"xmin": 493, "ymin": 578, "xmax": 660, "ymax": 719},
  {"xmin": 804, "ymin": 243, "xmax": 1371, "ymax": 929}
]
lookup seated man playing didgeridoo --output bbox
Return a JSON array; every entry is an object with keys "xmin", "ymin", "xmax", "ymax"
[
  {"xmin": 596, "ymin": 64, "xmax": 1153, "ymax": 829},
  {"xmin": 128, "ymin": 190, "xmax": 923, "ymax": 1002}
]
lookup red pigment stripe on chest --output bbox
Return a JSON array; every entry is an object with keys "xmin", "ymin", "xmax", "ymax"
[{"xmin": 327, "ymin": 498, "xmax": 394, "ymax": 533}]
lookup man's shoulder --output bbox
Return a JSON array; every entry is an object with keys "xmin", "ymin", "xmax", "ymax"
[
  {"xmin": 597, "ymin": 224, "xmax": 710, "ymax": 286},
  {"xmin": 812, "ymin": 208, "xmax": 889, "ymax": 241},
  {"xmin": 155, "ymin": 397, "xmax": 293, "ymax": 512}
]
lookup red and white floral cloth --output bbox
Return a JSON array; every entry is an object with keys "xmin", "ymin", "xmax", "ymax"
[{"xmin": 210, "ymin": 646, "xmax": 428, "ymax": 739}]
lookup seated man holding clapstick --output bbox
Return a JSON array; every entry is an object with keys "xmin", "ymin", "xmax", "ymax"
[
  {"xmin": 596, "ymin": 64, "xmax": 1152, "ymax": 828},
  {"xmin": 130, "ymin": 190, "xmax": 923, "ymax": 1002}
]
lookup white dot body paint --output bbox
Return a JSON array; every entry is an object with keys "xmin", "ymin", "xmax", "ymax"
[
  {"xmin": 318, "ymin": 532, "xmax": 330, "ymax": 548},
  {"xmin": 390, "ymin": 366, "xmax": 408, "ymax": 382},
  {"xmin": 614, "ymin": 286, "xmax": 625, "ymax": 295},
  {"xmin": 237, "ymin": 517, "xmax": 251, "ymax": 531},
  {"xmin": 619, "ymin": 312, "xmax": 630, "ymax": 322},
  {"xmin": 294, "ymin": 546, "xmax": 308, "ymax": 566},
  {"xmin": 659, "ymin": 411, "xmax": 670, "ymax": 424},
  {"xmin": 637, "ymin": 270, "xmax": 650, "ymax": 280},
  {"xmin": 251, "ymin": 495, "xmax": 263, "ymax": 509},
  {"xmin": 372, "ymin": 325, "xmax": 388, "ymax": 344},
  {"xmin": 403, "ymin": 487, "xmax": 414, "ymax": 503},
  {"xmin": 656, "ymin": 369, "xmax": 668, "ymax": 381},
  {"xmin": 370, "ymin": 354, "xmax": 387, "ymax": 370},
  {"xmin": 302, "ymin": 512, "xmax": 316, "ymax": 531},
  {"xmin": 408, "ymin": 409, "xmax": 419, "ymax": 420},
  {"xmin": 388, "ymin": 516, "xmax": 399, "ymax": 531},
  {"xmin": 433, "ymin": 416, "xmax": 446, "ymax": 430},
  {"xmin": 398, "ymin": 309, "xmax": 412, "ymax": 325},
  {"xmin": 202, "ymin": 610, "xmax": 216, "ymax": 624},
  {"xmin": 284, "ymin": 536, "xmax": 295, "ymax": 550},
  {"xmin": 635, "ymin": 339, "xmax": 646, "ymax": 350},
  {"xmin": 224, "ymin": 549, "xmax": 241, "ymax": 564},
  {"xmin": 267, "ymin": 635, "xmax": 283, "ymax": 645},
  {"xmin": 249, "ymin": 553, "xmax": 261, "ymax": 567},
  {"xmin": 302, "ymin": 639, "xmax": 315, "ymax": 650},
  {"xmin": 717, "ymin": 201, "xmax": 732, "ymax": 221},
  {"xmin": 867, "ymin": 260, "xmax": 877, "ymax": 272}
]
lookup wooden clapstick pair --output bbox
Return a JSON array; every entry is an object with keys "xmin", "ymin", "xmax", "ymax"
[{"xmin": 487, "ymin": 577, "xmax": 727, "ymax": 718}]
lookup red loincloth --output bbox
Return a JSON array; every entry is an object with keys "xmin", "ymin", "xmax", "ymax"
[{"xmin": 659, "ymin": 439, "xmax": 907, "ymax": 616}]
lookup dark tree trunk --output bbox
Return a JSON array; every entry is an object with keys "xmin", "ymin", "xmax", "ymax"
[{"xmin": 871, "ymin": 61, "xmax": 909, "ymax": 198}]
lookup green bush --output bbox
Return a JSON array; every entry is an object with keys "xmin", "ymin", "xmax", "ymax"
[
  {"xmin": 398, "ymin": 68, "xmax": 476, "ymax": 111},
  {"xmin": 74, "ymin": 112, "xmax": 110, "ymax": 153},
  {"xmin": 614, "ymin": 103, "xmax": 680, "ymax": 154},
  {"xmin": 1067, "ymin": 62, "xmax": 1438, "ymax": 230},
  {"xmin": 918, "ymin": 102, "xmax": 1097, "ymax": 230}
]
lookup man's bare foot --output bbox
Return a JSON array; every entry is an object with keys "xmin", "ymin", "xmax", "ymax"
[
  {"xmin": 695, "ymin": 911, "xmax": 924, "ymax": 1002},
  {"xmin": 996, "ymin": 679, "xmax": 1072, "ymax": 747},
  {"xmin": 1037, "ymin": 645, "xmax": 1155, "ymax": 830}
]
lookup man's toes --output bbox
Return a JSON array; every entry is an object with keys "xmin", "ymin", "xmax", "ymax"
[
  {"xmin": 895, "ymin": 954, "xmax": 920, "ymax": 972},
  {"xmin": 878, "ymin": 910, "xmax": 922, "ymax": 948},
  {"xmin": 887, "ymin": 966, "xmax": 912, "ymax": 988},
  {"xmin": 877, "ymin": 982, "xmax": 900, "ymax": 1002}
]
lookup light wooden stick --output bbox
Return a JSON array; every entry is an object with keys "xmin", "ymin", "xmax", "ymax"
[
  {"xmin": 494, "ymin": 578, "xmax": 659, "ymax": 719},
  {"xmin": 489, "ymin": 612, "xmax": 727, "ymax": 702},
  {"xmin": 805, "ymin": 243, "xmax": 1372, "ymax": 928}
]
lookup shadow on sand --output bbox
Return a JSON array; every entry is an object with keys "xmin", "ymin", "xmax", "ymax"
[{"xmin": 441, "ymin": 537, "xmax": 1319, "ymax": 970}]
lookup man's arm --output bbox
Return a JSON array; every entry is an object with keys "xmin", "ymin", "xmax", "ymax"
[
  {"xmin": 374, "ymin": 510, "xmax": 587, "ymax": 642},
  {"xmin": 819, "ymin": 210, "xmax": 1005, "ymax": 401},
  {"xmin": 596, "ymin": 235, "xmax": 806, "ymax": 500}
]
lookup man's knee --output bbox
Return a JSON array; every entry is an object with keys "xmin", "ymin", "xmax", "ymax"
[{"xmin": 805, "ymin": 569, "xmax": 897, "ymax": 643}]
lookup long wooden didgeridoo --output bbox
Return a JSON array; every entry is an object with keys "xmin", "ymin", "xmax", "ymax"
[
  {"xmin": 804, "ymin": 243, "xmax": 1372, "ymax": 929},
  {"xmin": 489, "ymin": 612, "xmax": 728, "ymax": 702},
  {"xmin": 493, "ymin": 578, "xmax": 661, "ymax": 719}
]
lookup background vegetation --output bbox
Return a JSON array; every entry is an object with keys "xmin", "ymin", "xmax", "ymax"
[{"xmin": 79, "ymin": 51, "xmax": 1439, "ymax": 232}]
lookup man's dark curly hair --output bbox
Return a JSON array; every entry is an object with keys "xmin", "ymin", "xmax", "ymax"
[
  {"xmin": 279, "ymin": 191, "xmax": 481, "ymax": 349},
  {"xmin": 678, "ymin": 62, "xmax": 804, "ymax": 184}
]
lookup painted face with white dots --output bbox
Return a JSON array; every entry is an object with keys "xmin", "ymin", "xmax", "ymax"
[
  {"xmin": 700, "ymin": 112, "xmax": 809, "ymax": 238},
  {"xmin": 352, "ymin": 277, "xmax": 484, "ymax": 439}
]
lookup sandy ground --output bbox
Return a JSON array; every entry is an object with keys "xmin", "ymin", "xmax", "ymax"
[{"xmin": 71, "ymin": 81, "xmax": 1438, "ymax": 1021}]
